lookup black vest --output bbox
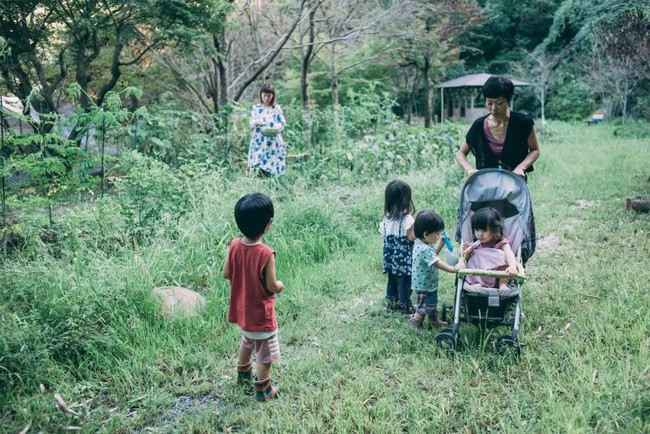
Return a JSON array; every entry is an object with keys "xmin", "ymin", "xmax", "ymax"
[{"xmin": 465, "ymin": 111, "xmax": 535, "ymax": 173}]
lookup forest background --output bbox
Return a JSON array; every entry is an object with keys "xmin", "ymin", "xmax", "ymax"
[
  {"xmin": 0, "ymin": 0, "xmax": 649, "ymax": 432},
  {"xmin": 1, "ymin": 0, "xmax": 649, "ymax": 230}
]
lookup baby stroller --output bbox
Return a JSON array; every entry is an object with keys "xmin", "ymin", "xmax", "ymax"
[{"xmin": 435, "ymin": 169, "xmax": 533, "ymax": 355}]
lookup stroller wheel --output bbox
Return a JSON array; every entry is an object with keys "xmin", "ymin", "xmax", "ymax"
[
  {"xmin": 435, "ymin": 331, "xmax": 457, "ymax": 352},
  {"xmin": 495, "ymin": 335, "xmax": 522, "ymax": 357}
]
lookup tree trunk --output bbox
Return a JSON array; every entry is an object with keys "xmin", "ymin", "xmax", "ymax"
[
  {"xmin": 96, "ymin": 42, "xmax": 125, "ymax": 107},
  {"xmin": 214, "ymin": 33, "xmax": 229, "ymax": 108},
  {"xmin": 75, "ymin": 50, "xmax": 92, "ymax": 110},
  {"xmin": 424, "ymin": 56, "xmax": 433, "ymax": 129},
  {"xmin": 406, "ymin": 93, "xmax": 413, "ymax": 125},
  {"xmin": 301, "ymin": 7, "xmax": 316, "ymax": 109},
  {"xmin": 540, "ymin": 86, "xmax": 546, "ymax": 127},
  {"xmin": 231, "ymin": 0, "xmax": 307, "ymax": 103},
  {"xmin": 210, "ymin": 57, "xmax": 220, "ymax": 114},
  {"xmin": 331, "ymin": 45, "xmax": 339, "ymax": 109}
]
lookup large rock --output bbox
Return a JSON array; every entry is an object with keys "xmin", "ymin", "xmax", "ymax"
[{"xmin": 151, "ymin": 286, "xmax": 206, "ymax": 317}]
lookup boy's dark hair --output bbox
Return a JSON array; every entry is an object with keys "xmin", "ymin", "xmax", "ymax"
[
  {"xmin": 482, "ymin": 75, "xmax": 515, "ymax": 103},
  {"xmin": 471, "ymin": 207, "xmax": 504, "ymax": 241},
  {"xmin": 259, "ymin": 83, "xmax": 276, "ymax": 107},
  {"xmin": 234, "ymin": 192, "xmax": 274, "ymax": 239},
  {"xmin": 414, "ymin": 210, "xmax": 445, "ymax": 239},
  {"xmin": 384, "ymin": 179, "xmax": 415, "ymax": 220}
]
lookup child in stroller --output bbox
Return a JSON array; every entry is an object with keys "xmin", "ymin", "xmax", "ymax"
[
  {"xmin": 462, "ymin": 207, "xmax": 518, "ymax": 291},
  {"xmin": 435, "ymin": 169, "xmax": 531, "ymax": 354}
]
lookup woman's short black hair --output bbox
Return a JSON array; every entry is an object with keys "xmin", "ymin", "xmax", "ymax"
[
  {"xmin": 259, "ymin": 83, "xmax": 276, "ymax": 107},
  {"xmin": 414, "ymin": 210, "xmax": 445, "ymax": 239},
  {"xmin": 234, "ymin": 192, "xmax": 274, "ymax": 239},
  {"xmin": 482, "ymin": 75, "xmax": 515, "ymax": 103}
]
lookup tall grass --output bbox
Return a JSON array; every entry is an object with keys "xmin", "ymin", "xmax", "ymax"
[{"xmin": 1, "ymin": 121, "xmax": 648, "ymax": 432}]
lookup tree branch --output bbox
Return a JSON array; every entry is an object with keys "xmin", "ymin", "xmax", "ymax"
[{"xmin": 231, "ymin": 0, "xmax": 309, "ymax": 101}]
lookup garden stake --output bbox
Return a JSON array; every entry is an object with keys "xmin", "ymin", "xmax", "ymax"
[
  {"xmin": 101, "ymin": 116, "xmax": 106, "ymax": 198},
  {"xmin": 0, "ymin": 96, "xmax": 6, "ymax": 228}
]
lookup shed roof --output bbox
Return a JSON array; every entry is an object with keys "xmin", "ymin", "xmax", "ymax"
[{"xmin": 436, "ymin": 73, "xmax": 529, "ymax": 88}]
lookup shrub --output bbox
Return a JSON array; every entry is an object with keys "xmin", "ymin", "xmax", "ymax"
[
  {"xmin": 114, "ymin": 151, "xmax": 191, "ymax": 244},
  {"xmin": 612, "ymin": 118, "xmax": 650, "ymax": 138}
]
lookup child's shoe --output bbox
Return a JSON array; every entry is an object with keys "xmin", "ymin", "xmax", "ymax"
[
  {"xmin": 400, "ymin": 303, "xmax": 416, "ymax": 315},
  {"xmin": 409, "ymin": 317, "xmax": 424, "ymax": 333},
  {"xmin": 254, "ymin": 376, "xmax": 279, "ymax": 402},
  {"xmin": 427, "ymin": 310, "xmax": 448, "ymax": 327},
  {"xmin": 384, "ymin": 300, "xmax": 398, "ymax": 313},
  {"xmin": 237, "ymin": 361, "xmax": 253, "ymax": 384}
]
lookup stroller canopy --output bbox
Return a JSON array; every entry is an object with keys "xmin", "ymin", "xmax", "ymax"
[{"xmin": 456, "ymin": 169, "xmax": 534, "ymax": 259}]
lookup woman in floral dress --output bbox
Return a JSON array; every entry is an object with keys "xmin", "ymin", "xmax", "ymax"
[{"xmin": 248, "ymin": 84, "xmax": 287, "ymax": 176}]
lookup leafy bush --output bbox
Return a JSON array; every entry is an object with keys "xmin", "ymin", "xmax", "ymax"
[
  {"xmin": 546, "ymin": 70, "xmax": 598, "ymax": 121},
  {"xmin": 120, "ymin": 94, "xmax": 221, "ymax": 166},
  {"xmin": 612, "ymin": 119, "xmax": 650, "ymax": 138},
  {"xmin": 114, "ymin": 151, "xmax": 191, "ymax": 244},
  {"xmin": 1, "ymin": 115, "xmax": 97, "ymax": 227},
  {"xmin": 322, "ymin": 122, "xmax": 463, "ymax": 181}
]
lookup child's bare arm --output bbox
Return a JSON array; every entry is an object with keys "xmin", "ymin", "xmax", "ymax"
[
  {"xmin": 222, "ymin": 247, "xmax": 231, "ymax": 280},
  {"xmin": 264, "ymin": 254, "xmax": 285, "ymax": 293},
  {"xmin": 434, "ymin": 259, "xmax": 463, "ymax": 273},
  {"xmin": 501, "ymin": 243, "xmax": 518, "ymax": 275},
  {"xmin": 434, "ymin": 238, "xmax": 445, "ymax": 255},
  {"xmin": 406, "ymin": 224, "xmax": 416, "ymax": 242}
]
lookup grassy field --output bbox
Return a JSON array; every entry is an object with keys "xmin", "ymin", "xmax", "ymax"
[{"xmin": 1, "ymin": 121, "xmax": 649, "ymax": 433}]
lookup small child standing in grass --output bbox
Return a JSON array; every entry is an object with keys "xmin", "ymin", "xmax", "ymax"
[
  {"xmin": 223, "ymin": 192, "xmax": 284, "ymax": 402},
  {"xmin": 380, "ymin": 180, "xmax": 416, "ymax": 314},
  {"xmin": 409, "ymin": 210, "xmax": 464, "ymax": 332}
]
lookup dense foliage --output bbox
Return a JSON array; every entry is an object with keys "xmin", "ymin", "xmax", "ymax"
[
  {"xmin": 1, "ymin": 0, "xmax": 648, "ymax": 125},
  {"xmin": 0, "ymin": 2, "xmax": 648, "ymax": 431},
  {"xmin": 0, "ymin": 122, "xmax": 648, "ymax": 432}
]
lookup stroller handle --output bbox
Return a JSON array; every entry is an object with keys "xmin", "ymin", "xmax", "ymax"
[{"xmin": 457, "ymin": 262, "xmax": 526, "ymax": 281}]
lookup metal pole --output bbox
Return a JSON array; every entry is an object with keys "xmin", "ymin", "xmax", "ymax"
[
  {"xmin": 440, "ymin": 88, "xmax": 444, "ymax": 123},
  {"xmin": 101, "ymin": 116, "xmax": 105, "ymax": 198},
  {"xmin": 0, "ymin": 97, "xmax": 5, "ymax": 226}
]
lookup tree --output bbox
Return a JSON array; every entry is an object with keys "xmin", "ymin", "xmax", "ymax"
[
  {"xmin": 541, "ymin": 0, "xmax": 650, "ymax": 121},
  {"xmin": 525, "ymin": 44, "xmax": 572, "ymax": 125},
  {"xmin": 459, "ymin": 0, "xmax": 564, "ymax": 72},
  {"xmin": 395, "ymin": 0, "xmax": 482, "ymax": 127},
  {"xmin": 160, "ymin": 0, "xmax": 309, "ymax": 113},
  {"xmin": 0, "ymin": 0, "xmax": 214, "ymax": 118},
  {"xmin": 588, "ymin": 4, "xmax": 650, "ymax": 122}
]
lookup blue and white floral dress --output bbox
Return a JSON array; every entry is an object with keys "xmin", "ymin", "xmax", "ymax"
[
  {"xmin": 248, "ymin": 103, "xmax": 287, "ymax": 175},
  {"xmin": 380, "ymin": 214, "xmax": 415, "ymax": 276}
]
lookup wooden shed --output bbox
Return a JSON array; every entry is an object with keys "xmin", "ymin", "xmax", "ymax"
[{"xmin": 436, "ymin": 73, "xmax": 529, "ymax": 122}]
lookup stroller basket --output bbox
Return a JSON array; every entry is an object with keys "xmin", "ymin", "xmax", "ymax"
[{"xmin": 462, "ymin": 292, "xmax": 519, "ymax": 325}]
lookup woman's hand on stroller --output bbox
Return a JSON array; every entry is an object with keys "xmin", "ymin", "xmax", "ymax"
[
  {"xmin": 454, "ymin": 262, "xmax": 466, "ymax": 272},
  {"xmin": 505, "ymin": 265, "xmax": 518, "ymax": 276}
]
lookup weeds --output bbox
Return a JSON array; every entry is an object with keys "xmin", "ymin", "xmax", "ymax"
[{"xmin": 0, "ymin": 121, "xmax": 648, "ymax": 432}]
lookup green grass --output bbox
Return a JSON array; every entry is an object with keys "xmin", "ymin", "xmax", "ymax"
[{"xmin": 1, "ymin": 121, "xmax": 649, "ymax": 433}]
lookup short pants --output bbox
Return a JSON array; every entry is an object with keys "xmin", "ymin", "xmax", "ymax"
[{"xmin": 241, "ymin": 333, "xmax": 281, "ymax": 364}]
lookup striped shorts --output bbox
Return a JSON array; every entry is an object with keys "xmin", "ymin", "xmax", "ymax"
[{"xmin": 241, "ymin": 333, "xmax": 281, "ymax": 364}]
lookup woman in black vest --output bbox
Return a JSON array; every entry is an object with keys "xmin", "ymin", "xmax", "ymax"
[
  {"xmin": 455, "ymin": 75, "xmax": 540, "ymax": 178},
  {"xmin": 455, "ymin": 75, "xmax": 540, "ymax": 263}
]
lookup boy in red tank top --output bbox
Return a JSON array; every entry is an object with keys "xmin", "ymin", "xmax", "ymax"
[{"xmin": 222, "ymin": 192, "xmax": 284, "ymax": 402}]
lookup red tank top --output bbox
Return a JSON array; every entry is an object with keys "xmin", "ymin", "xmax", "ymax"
[{"xmin": 226, "ymin": 238, "xmax": 277, "ymax": 332}]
